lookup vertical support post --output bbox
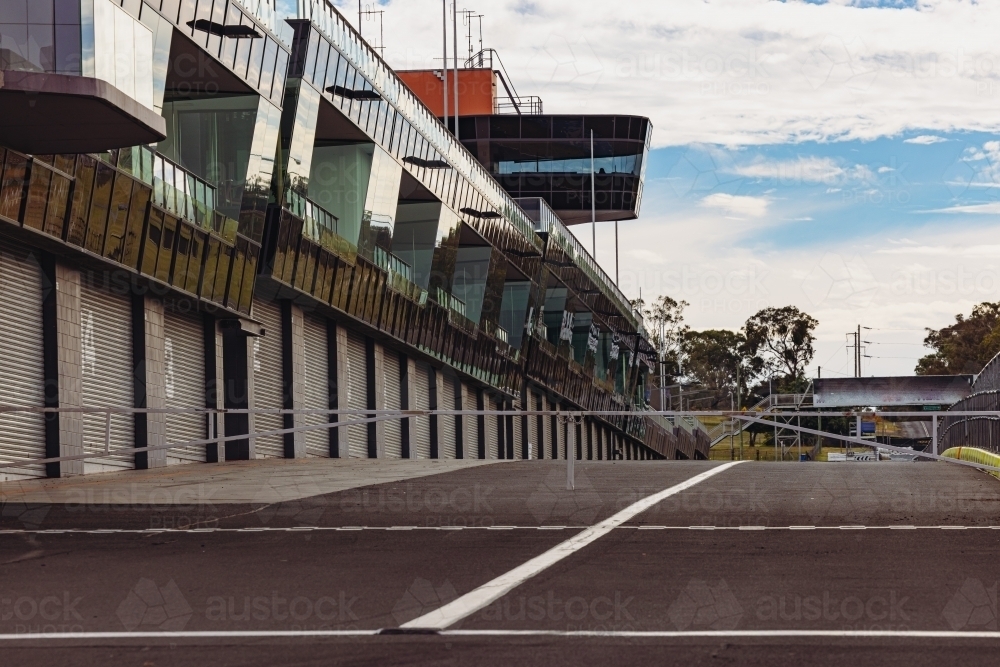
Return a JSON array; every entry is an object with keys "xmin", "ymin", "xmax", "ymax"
[
  {"xmin": 932, "ymin": 414, "xmax": 938, "ymax": 455},
  {"xmin": 566, "ymin": 415, "xmax": 575, "ymax": 491},
  {"xmin": 614, "ymin": 220, "xmax": 619, "ymax": 285},
  {"xmin": 442, "ymin": 0, "xmax": 448, "ymax": 132},
  {"xmin": 590, "ymin": 129, "xmax": 596, "ymax": 257},
  {"xmin": 452, "ymin": 0, "xmax": 459, "ymax": 140}
]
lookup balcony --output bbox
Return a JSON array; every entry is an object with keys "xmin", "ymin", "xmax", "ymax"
[{"xmin": 0, "ymin": 0, "xmax": 166, "ymax": 153}]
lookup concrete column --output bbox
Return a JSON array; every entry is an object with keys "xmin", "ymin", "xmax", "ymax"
[
  {"xmin": 335, "ymin": 323, "xmax": 350, "ymax": 457},
  {"xmin": 373, "ymin": 342, "xmax": 386, "ymax": 457},
  {"xmin": 53, "ymin": 263, "xmax": 83, "ymax": 476},
  {"xmin": 141, "ymin": 297, "xmax": 167, "ymax": 468},
  {"xmin": 459, "ymin": 382, "xmax": 471, "ymax": 459}
]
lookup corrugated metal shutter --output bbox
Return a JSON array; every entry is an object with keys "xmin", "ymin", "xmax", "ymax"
[
  {"xmin": 542, "ymin": 396, "xmax": 553, "ymax": 459},
  {"xmin": 345, "ymin": 330, "xmax": 368, "ymax": 458},
  {"xmin": 439, "ymin": 375, "xmax": 457, "ymax": 459},
  {"xmin": 0, "ymin": 242, "xmax": 45, "ymax": 480},
  {"xmin": 252, "ymin": 300, "xmax": 284, "ymax": 458},
  {"xmin": 80, "ymin": 281, "xmax": 134, "ymax": 471},
  {"xmin": 463, "ymin": 383, "xmax": 479, "ymax": 459},
  {"xmin": 513, "ymin": 402, "xmax": 523, "ymax": 459},
  {"xmin": 527, "ymin": 391, "xmax": 539, "ymax": 460},
  {"xmin": 383, "ymin": 350, "xmax": 402, "ymax": 458},
  {"xmin": 485, "ymin": 396, "xmax": 498, "ymax": 459},
  {"xmin": 412, "ymin": 362, "xmax": 431, "ymax": 458},
  {"xmin": 303, "ymin": 315, "xmax": 330, "ymax": 457},
  {"xmin": 163, "ymin": 309, "xmax": 205, "ymax": 464}
]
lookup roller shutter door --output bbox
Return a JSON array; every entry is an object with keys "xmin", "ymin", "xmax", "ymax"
[
  {"xmin": 303, "ymin": 315, "xmax": 330, "ymax": 457},
  {"xmin": 526, "ymin": 392, "xmax": 538, "ymax": 460},
  {"xmin": 485, "ymin": 396, "xmax": 499, "ymax": 459},
  {"xmin": 163, "ymin": 309, "xmax": 206, "ymax": 464},
  {"xmin": 80, "ymin": 281, "xmax": 134, "ymax": 471},
  {"xmin": 542, "ymin": 396, "xmax": 553, "ymax": 459},
  {"xmin": 513, "ymin": 402, "xmax": 523, "ymax": 459},
  {"xmin": 345, "ymin": 330, "xmax": 368, "ymax": 458},
  {"xmin": 0, "ymin": 242, "xmax": 45, "ymax": 479},
  {"xmin": 412, "ymin": 362, "xmax": 431, "ymax": 458},
  {"xmin": 252, "ymin": 300, "xmax": 284, "ymax": 458},
  {"xmin": 383, "ymin": 350, "xmax": 403, "ymax": 458},
  {"xmin": 463, "ymin": 383, "xmax": 479, "ymax": 459},
  {"xmin": 439, "ymin": 376, "xmax": 457, "ymax": 459}
]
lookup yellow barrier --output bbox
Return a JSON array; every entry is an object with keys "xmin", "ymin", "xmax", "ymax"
[{"xmin": 941, "ymin": 447, "xmax": 1000, "ymax": 479}]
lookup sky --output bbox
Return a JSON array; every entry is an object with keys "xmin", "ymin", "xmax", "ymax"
[{"xmin": 332, "ymin": 0, "xmax": 1000, "ymax": 379}]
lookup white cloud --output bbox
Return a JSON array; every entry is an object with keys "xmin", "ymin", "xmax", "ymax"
[
  {"xmin": 699, "ymin": 193, "xmax": 770, "ymax": 217},
  {"xmin": 377, "ymin": 0, "xmax": 1000, "ymax": 147},
  {"xmin": 922, "ymin": 203, "xmax": 1000, "ymax": 215},
  {"xmin": 729, "ymin": 156, "xmax": 846, "ymax": 184},
  {"xmin": 904, "ymin": 135, "xmax": 948, "ymax": 145}
]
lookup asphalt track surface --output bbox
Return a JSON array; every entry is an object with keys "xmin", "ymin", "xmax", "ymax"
[{"xmin": 3, "ymin": 459, "xmax": 1000, "ymax": 665}]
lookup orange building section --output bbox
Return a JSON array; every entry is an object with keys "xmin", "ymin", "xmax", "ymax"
[{"xmin": 397, "ymin": 69, "xmax": 497, "ymax": 117}]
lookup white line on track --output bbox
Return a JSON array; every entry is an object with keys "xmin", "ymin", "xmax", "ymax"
[
  {"xmin": 400, "ymin": 461, "xmax": 748, "ymax": 630},
  {"xmin": 3, "ymin": 525, "xmax": 998, "ymax": 535},
  {"xmin": 3, "ymin": 629, "xmax": 1000, "ymax": 641}
]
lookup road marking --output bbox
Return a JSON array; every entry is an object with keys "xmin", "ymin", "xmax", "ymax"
[
  {"xmin": 400, "ymin": 461, "xmax": 747, "ymax": 630},
  {"xmin": 443, "ymin": 629, "xmax": 1000, "ymax": 639},
  {"xmin": 4, "ymin": 628, "xmax": 1000, "ymax": 641},
  {"xmin": 2, "ymin": 525, "xmax": 994, "ymax": 535}
]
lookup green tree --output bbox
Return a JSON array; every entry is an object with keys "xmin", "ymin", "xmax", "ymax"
[
  {"xmin": 743, "ymin": 306, "xmax": 818, "ymax": 381},
  {"xmin": 916, "ymin": 302, "xmax": 1000, "ymax": 375},
  {"xmin": 682, "ymin": 329, "xmax": 763, "ymax": 408},
  {"xmin": 633, "ymin": 295, "xmax": 690, "ymax": 384}
]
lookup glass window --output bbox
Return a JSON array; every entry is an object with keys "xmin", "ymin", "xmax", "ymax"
[
  {"xmin": 304, "ymin": 29, "xmax": 319, "ymax": 83},
  {"xmin": 323, "ymin": 48, "xmax": 339, "ymax": 95},
  {"xmin": 85, "ymin": 163, "xmax": 114, "ymax": 254},
  {"xmin": 271, "ymin": 48, "xmax": 288, "ymax": 104},
  {"xmin": 122, "ymin": 181, "xmax": 150, "ymax": 269},
  {"xmin": 141, "ymin": 207, "xmax": 163, "ymax": 276},
  {"xmin": 156, "ymin": 214, "xmax": 178, "ymax": 283},
  {"xmin": 212, "ymin": 243, "xmax": 232, "ymax": 303},
  {"xmin": 22, "ymin": 163, "xmax": 52, "ymax": 232},
  {"xmin": 308, "ymin": 142, "xmax": 373, "ymax": 246},
  {"xmin": 245, "ymin": 30, "xmax": 264, "ymax": 89},
  {"xmin": 313, "ymin": 38, "xmax": 329, "ymax": 88},
  {"xmin": 201, "ymin": 236, "xmax": 220, "ymax": 299},
  {"xmin": 220, "ymin": 3, "xmax": 241, "ymax": 68},
  {"xmin": 159, "ymin": 94, "xmax": 260, "ymax": 221},
  {"xmin": 259, "ymin": 38, "xmax": 277, "ymax": 97}
]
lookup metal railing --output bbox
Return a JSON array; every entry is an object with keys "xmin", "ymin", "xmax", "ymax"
[
  {"xmin": 464, "ymin": 48, "xmax": 543, "ymax": 115},
  {"xmin": 434, "ymin": 287, "xmax": 467, "ymax": 320},
  {"xmin": 373, "ymin": 246, "xmax": 414, "ymax": 284},
  {"xmin": 148, "ymin": 150, "xmax": 218, "ymax": 231}
]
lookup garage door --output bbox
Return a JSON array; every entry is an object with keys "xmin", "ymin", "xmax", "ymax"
[
  {"xmin": 252, "ymin": 300, "xmax": 284, "ymax": 458},
  {"xmin": 485, "ymin": 396, "xmax": 499, "ymax": 459},
  {"xmin": 439, "ymin": 375, "xmax": 457, "ymax": 459},
  {"xmin": 80, "ymin": 281, "xmax": 134, "ymax": 471},
  {"xmin": 383, "ymin": 350, "xmax": 402, "ymax": 458},
  {"xmin": 0, "ymin": 242, "xmax": 45, "ymax": 479},
  {"xmin": 513, "ymin": 401, "xmax": 523, "ymax": 459},
  {"xmin": 163, "ymin": 308, "xmax": 206, "ymax": 464},
  {"xmin": 345, "ymin": 330, "xmax": 368, "ymax": 458},
  {"xmin": 463, "ymin": 383, "xmax": 479, "ymax": 459},
  {"xmin": 542, "ymin": 396, "xmax": 553, "ymax": 459},
  {"xmin": 303, "ymin": 315, "xmax": 330, "ymax": 457},
  {"xmin": 527, "ymin": 391, "xmax": 539, "ymax": 460},
  {"xmin": 412, "ymin": 362, "xmax": 431, "ymax": 458}
]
